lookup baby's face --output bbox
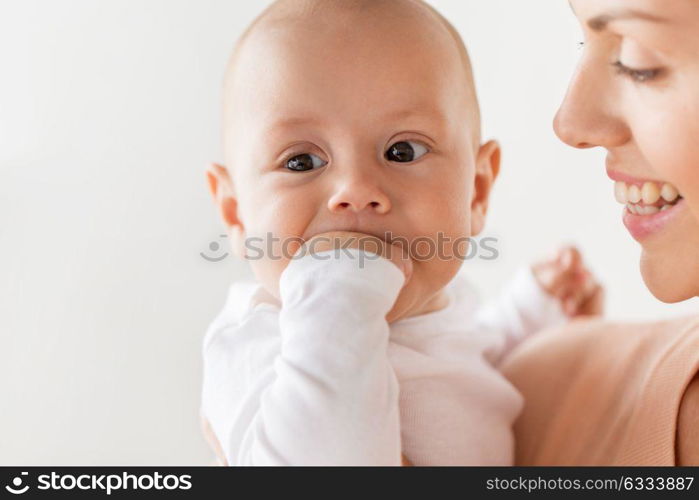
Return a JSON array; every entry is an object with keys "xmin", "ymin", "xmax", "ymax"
[{"xmin": 218, "ymin": 7, "xmax": 498, "ymax": 321}]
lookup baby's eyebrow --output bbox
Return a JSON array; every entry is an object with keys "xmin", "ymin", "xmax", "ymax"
[
  {"xmin": 266, "ymin": 108, "xmax": 446, "ymax": 134},
  {"xmin": 383, "ymin": 108, "xmax": 445, "ymax": 123},
  {"xmin": 267, "ymin": 116, "xmax": 324, "ymax": 133}
]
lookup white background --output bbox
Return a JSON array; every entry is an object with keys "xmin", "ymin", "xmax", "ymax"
[{"xmin": 1, "ymin": 0, "xmax": 697, "ymax": 464}]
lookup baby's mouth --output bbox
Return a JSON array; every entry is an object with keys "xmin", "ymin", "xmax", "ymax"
[{"xmin": 614, "ymin": 180, "xmax": 683, "ymax": 215}]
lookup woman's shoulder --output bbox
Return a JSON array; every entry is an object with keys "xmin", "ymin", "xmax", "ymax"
[
  {"xmin": 508, "ymin": 313, "xmax": 699, "ymax": 360},
  {"xmin": 501, "ymin": 313, "xmax": 699, "ymax": 465},
  {"xmin": 501, "ymin": 312, "xmax": 699, "ymax": 406}
]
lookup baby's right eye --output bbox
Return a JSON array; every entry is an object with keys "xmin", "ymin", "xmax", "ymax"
[{"xmin": 285, "ymin": 153, "xmax": 327, "ymax": 172}]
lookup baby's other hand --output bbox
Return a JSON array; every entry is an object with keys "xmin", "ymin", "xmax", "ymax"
[
  {"xmin": 531, "ymin": 245, "xmax": 604, "ymax": 317},
  {"xmin": 297, "ymin": 231, "xmax": 413, "ymax": 283}
]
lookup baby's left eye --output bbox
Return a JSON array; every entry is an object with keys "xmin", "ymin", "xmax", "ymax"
[{"xmin": 385, "ymin": 141, "xmax": 428, "ymax": 163}]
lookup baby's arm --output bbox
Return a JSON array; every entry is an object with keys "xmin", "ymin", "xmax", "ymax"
[
  {"xmin": 475, "ymin": 265, "xmax": 567, "ymax": 365},
  {"xmin": 201, "ymin": 247, "xmax": 406, "ymax": 465}
]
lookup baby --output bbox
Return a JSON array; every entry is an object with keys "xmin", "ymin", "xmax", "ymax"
[{"xmin": 200, "ymin": 0, "xmax": 603, "ymax": 466}]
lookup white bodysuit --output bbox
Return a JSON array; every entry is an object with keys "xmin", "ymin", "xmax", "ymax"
[{"xmin": 200, "ymin": 248, "xmax": 567, "ymax": 465}]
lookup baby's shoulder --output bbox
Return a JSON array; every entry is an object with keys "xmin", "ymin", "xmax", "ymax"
[{"xmin": 443, "ymin": 270, "xmax": 482, "ymax": 317}]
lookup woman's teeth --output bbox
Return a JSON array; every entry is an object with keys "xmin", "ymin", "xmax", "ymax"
[{"xmin": 614, "ymin": 180, "xmax": 682, "ymax": 215}]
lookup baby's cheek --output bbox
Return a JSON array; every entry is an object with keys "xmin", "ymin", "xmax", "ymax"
[
  {"xmin": 243, "ymin": 225, "xmax": 305, "ymax": 301},
  {"xmin": 248, "ymin": 254, "xmax": 288, "ymax": 301},
  {"xmin": 429, "ymin": 173, "xmax": 470, "ymax": 214}
]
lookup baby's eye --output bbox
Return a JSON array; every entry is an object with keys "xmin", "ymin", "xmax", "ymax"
[
  {"xmin": 285, "ymin": 153, "xmax": 327, "ymax": 172},
  {"xmin": 385, "ymin": 141, "xmax": 428, "ymax": 163}
]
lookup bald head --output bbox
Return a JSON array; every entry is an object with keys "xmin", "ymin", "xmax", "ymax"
[{"xmin": 222, "ymin": 0, "xmax": 482, "ymax": 166}]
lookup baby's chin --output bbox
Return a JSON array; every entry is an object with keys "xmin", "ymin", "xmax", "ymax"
[
  {"xmin": 386, "ymin": 292, "xmax": 450, "ymax": 323},
  {"xmin": 385, "ymin": 272, "xmax": 452, "ymax": 323}
]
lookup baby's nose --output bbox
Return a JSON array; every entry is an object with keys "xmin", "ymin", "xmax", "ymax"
[{"xmin": 327, "ymin": 180, "xmax": 391, "ymax": 215}]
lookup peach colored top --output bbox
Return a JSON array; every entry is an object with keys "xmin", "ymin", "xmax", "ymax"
[{"xmin": 501, "ymin": 314, "xmax": 699, "ymax": 465}]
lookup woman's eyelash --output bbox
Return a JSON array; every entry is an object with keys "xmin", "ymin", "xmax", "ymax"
[
  {"xmin": 611, "ymin": 60, "xmax": 662, "ymax": 83},
  {"xmin": 576, "ymin": 40, "xmax": 662, "ymax": 83}
]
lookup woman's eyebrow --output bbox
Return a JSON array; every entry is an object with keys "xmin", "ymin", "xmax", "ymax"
[{"xmin": 585, "ymin": 9, "xmax": 669, "ymax": 31}]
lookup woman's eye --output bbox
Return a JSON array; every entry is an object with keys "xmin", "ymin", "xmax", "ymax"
[
  {"xmin": 612, "ymin": 60, "xmax": 662, "ymax": 83},
  {"xmin": 385, "ymin": 140, "xmax": 428, "ymax": 163},
  {"xmin": 285, "ymin": 153, "xmax": 327, "ymax": 172}
]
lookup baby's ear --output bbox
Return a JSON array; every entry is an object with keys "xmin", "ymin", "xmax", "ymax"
[
  {"xmin": 470, "ymin": 140, "xmax": 501, "ymax": 236},
  {"xmin": 205, "ymin": 162, "xmax": 246, "ymax": 258}
]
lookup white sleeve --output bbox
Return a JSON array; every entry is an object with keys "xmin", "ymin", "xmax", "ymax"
[
  {"xmin": 201, "ymin": 247, "xmax": 406, "ymax": 466},
  {"xmin": 475, "ymin": 265, "xmax": 568, "ymax": 366}
]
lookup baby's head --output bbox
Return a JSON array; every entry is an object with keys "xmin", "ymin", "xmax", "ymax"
[{"xmin": 207, "ymin": 0, "xmax": 500, "ymax": 321}]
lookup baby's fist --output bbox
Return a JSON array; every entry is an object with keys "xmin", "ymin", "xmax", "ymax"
[
  {"xmin": 296, "ymin": 231, "xmax": 413, "ymax": 282},
  {"xmin": 531, "ymin": 245, "xmax": 604, "ymax": 317}
]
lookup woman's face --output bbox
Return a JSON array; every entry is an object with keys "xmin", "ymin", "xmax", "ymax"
[{"xmin": 555, "ymin": 0, "xmax": 699, "ymax": 302}]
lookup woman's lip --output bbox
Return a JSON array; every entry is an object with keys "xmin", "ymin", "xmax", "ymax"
[
  {"xmin": 622, "ymin": 198, "xmax": 686, "ymax": 241},
  {"xmin": 606, "ymin": 166, "xmax": 666, "ymax": 186}
]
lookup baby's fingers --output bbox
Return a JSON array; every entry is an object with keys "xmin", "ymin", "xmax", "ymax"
[
  {"xmin": 559, "ymin": 246, "xmax": 582, "ymax": 273},
  {"xmin": 533, "ymin": 245, "xmax": 583, "ymax": 298},
  {"xmin": 576, "ymin": 277, "xmax": 605, "ymax": 317},
  {"xmin": 562, "ymin": 270, "xmax": 604, "ymax": 317}
]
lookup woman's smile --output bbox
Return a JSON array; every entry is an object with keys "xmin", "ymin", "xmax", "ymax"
[
  {"xmin": 607, "ymin": 167, "xmax": 685, "ymax": 241},
  {"xmin": 621, "ymin": 197, "xmax": 687, "ymax": 241}
]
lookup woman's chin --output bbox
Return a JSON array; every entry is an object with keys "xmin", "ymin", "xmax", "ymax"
[
  {"xmin": 636, "ymin": 204, "xmax": 699, "ymax": 303},
  {"xmin": 639, "ymin": 252, "xmax": 698, "ymax": 303}
]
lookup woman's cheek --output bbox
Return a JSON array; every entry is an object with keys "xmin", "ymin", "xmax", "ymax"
[
  {"xmin": 639, "ymin": 108, "xmax": 699, "ymax": 219},
  {"xmin": 668, "ymin": 79, "xmax": 699, "ymax": 211}
]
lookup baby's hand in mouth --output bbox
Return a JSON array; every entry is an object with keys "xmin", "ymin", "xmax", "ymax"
[
  {"xmin": 531, "ymin": 245, "xmax": 605, "ymax": 317},
  {"xmin": 296, "ymin": 231, "xmax": 413, "ymax": 283}
]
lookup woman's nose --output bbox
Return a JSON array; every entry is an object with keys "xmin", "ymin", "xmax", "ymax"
[
  {"xmin": 553, "ymin": 62, "xmax": 631, "ymax": 149},
  {"xmin": 327, "ymin": 167, "xmax": 391, "ymax": 215}
]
